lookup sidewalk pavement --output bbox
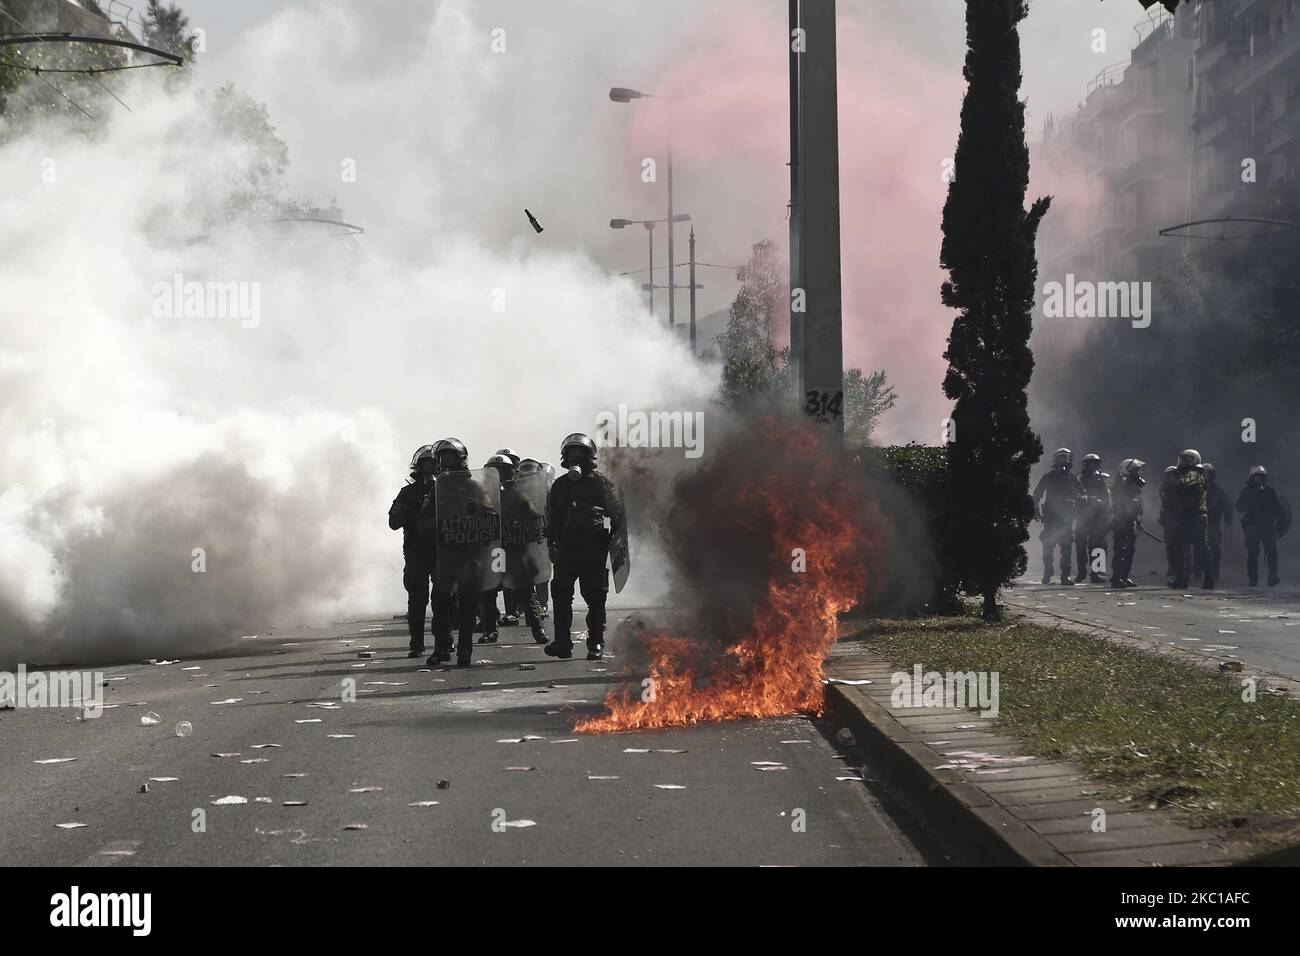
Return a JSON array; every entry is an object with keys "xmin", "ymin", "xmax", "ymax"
[{"xmin": 825, "ymin": 634, "xmax": 1259, "ymax": 867}]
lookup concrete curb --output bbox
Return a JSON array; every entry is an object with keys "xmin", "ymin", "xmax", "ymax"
[{"xmin": 823, "ymin": 678, "xmax": 1073, "ymax": 867}]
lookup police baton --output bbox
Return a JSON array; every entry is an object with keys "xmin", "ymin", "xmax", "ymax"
[{"xmin": 1139, "ymin": 527, "xmax": 1164, "ymax": 545}]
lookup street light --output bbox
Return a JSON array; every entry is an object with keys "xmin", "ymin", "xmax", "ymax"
[
  {"xmin": 610, "ymin": 85, "xmax": 682, "ymax": 336},
  {"xmin": 610, "ymin": 214, "xmax": 691, "ymax": 318}
]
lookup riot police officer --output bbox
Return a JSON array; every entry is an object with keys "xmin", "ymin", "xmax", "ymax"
[
  {"xmin": 1032, "ymin": 448, "xmax": 1083, "ymax": 585},
  {"xmin": 500, "ymin": 457, "xmax": 550, "ymax": 644},
  {"xmin": 1074, "ymin": 453, "xmax": 1111, "ymax": 584},
  {"xmin": 389, "ymin": 445, "xmax": 437, "ymax": 657},
  {"xmin": 1166, "ymin": 449, "xmax": 1213, "ymax": 590},
  {"xmin": 419, "ymin": 438, "xmax": 488, "ymax": 667},
  {"xmin": 1236, "ymin": 465, "xmax": 1286, "ymax": 586},
  {"xmin": 1193, "ymin": 463, "xmax": 1231, "ymax": 583},
  {"xmin": 1109, "ymin": 458, "xmax": 1145, "ymax": 588},
  {"xmin": 544, "ymin": 433, "xmax": 624, "ymax": 661}
]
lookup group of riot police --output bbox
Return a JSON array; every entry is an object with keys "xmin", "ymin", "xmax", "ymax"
[
  {"xmin": 1033, "ymin": 448, "xmax": 1291, "ymax": 590},
  {"xmin": 388, "ymin": 433, "xmax": 628, "ymax": 668}
]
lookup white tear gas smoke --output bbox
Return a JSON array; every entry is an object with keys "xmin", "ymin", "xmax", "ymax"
[{"xmin": 0, "ymin": 74, "xmax": 714, "ymax": 667}]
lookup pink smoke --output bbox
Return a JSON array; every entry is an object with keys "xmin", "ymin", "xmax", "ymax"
[{"xmin": 618, "ymin": 3, "xmax": 965, "ymax": 443}]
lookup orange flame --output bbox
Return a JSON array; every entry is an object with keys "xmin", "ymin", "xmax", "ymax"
[{"xmin": 577, "ymin": 423, "xmax": 878, "ymax": 733}]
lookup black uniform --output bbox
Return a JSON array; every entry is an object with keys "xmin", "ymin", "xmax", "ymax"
[
  {"xmin": 1032, "ymin": 468, "xmax": 1082, "ymax": 582},
  {"xmin": 1167, "ymin": 467, "xmax": 1212, "ymax": 588},
  {"xmin": 547, "ymin": 470, "xmax": 623, "ymax": 654},
  {"xmin": 415, "ymin": 489, "xmax": 481, "ymax": 664},
  {"xmin": 1236, "ymin": 483, "xmax": 1283, "ymax": 586},
  {"xmin": 388, "ymin": 480, "xmax": 435, "ymax": 655},
  {"xmin": 1109, "ymin": 475, "xmax": 1144, "ymax": 587},
  {"xmin": 1194, "ymin": 480, "xmax": 1231, "ymax": 581},
  {"xmin": 1075, "ymin": 469, "xmax": 1112, "ymax": 582}
]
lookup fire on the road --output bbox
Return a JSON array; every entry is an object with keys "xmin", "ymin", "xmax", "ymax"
[{"xmin": 578, "ymin": 421, "xmax": 882, "ymax": 732}]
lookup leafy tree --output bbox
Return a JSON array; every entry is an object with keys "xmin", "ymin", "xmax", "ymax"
[
  {"xmin": 939, "ymin": 0, "xmax": 1050, "ymax": 620},
  {"xmin": 843, "ymin": 368, "xmax": 897, "ymax": 448},
  {"xmin": 714, "ymin": 238, "xmax": 896, "ymax": 443},
  {"xmin": 143, "ymin": 0, "xmax": 192, "ymax": 62}
]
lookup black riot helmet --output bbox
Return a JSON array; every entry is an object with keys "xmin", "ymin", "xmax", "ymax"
[
  {"xmin": 432, "ymin": 438, "xmax": 469, "ymax": 474},
  {"xmin": 560, "ymin": 433, "xmax": 598, "ymax": 472},
  {"xmin": 409, "ymin": 444, "xmax": 435, "ymax": 476},
  {"xmin": 1081, "ymin": 453, "xmax": 1101, "ymax": 475}
]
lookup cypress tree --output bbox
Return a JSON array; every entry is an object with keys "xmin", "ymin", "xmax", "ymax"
[{"xmin": 939, "ymin": 0, "xmax": 1050, "ymax": 620}]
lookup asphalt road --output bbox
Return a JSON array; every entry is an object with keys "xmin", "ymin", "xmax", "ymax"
[
  {"xmin": 1008, "ymin": 578, "xmax": 1300, "ymax": 682},
  {"xmin": 0, "ymin": 613, "xmax": 934, "ymax": 866}
]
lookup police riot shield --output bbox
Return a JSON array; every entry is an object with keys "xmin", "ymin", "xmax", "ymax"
[
  {"xmin": 501, "ymin": 470, "xmax": 551, "ymax": 589},
  {"xmin": 434, "ymin": 468, "xmax": 502, "ymax": 598},
  {"xmin": 610, "ymin": 483, "xmax": 631, "ymax": 593}
]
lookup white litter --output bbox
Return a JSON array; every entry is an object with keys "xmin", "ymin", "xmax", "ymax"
[
  {"xmin": 56, "ymin": 823, "xmax": 87, "ymax": 829},
  {"xmin": 210, "ymin": 698, "xmax": 243, "ymax": 705},
  {"xmin": 654, "ymin": 784, "xmax": 686, "ymax": 790},
  {"xmin": 501, "ymin": 819, "xmax": 536, "ymax": 828},
  {"xmin": 140, "ymin": 712, "xmax": 161, "ymax": 726},
  {"xmin": 408, "ymin": 801, "xmax": 440, "ymax": 807},
  {"xmin": 239, "ymin": 758, "xmax": 269, "ymax": 764},
  {"xmin": 34, "ymin": 758, "xmax": 77, "ymax": 764},
  {"xmin": 212, "ymin": 796, "xmax": 247, "ymax": 805}
]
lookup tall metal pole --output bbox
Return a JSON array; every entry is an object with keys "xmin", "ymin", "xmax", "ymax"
[
  {"xmin": 689, "ymin": 226, "xmax": 697, "ymax": 354},
  {"xmin": 645, "ymin": 221, "xmax": 655, "ymax": 317},
  {"xmin": 667, "ymin": 141, "xmax": 675, "ymax": 332},
  {"xmin": 799, "ymin": 0, "xmax": 843, "ymax": 440},
  {"xmin": 788, "ymin": 0, "xmax": 803, "ymax": 406}
]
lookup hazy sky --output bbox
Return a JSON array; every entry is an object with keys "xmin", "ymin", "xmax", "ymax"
[{"xmin": 160, "ymin": 0, "xmax": 1160, "ymax": 441}]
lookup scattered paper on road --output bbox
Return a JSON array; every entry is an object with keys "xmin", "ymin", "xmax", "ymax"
[
  {"xmin": 212, "ymin": 796, "xmax": 248, "ymax": 805},
  {"xmin": 34, "ymin": 758, "xmax": 78, "ymax": 765}
]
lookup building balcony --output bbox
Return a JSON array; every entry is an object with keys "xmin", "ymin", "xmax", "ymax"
[
  {"xmin": 1262, "ymin": 111, "xmax": 1300, "ymax": 154},
  {"xmin": 1192, "ymin": 110, "xmax": 1248, "ymax": 146},
  {"xmin": 1235, "ymin": 30, "xmax": 1300, "ymax": 95},
  {"xmin": 1194, "ymin": 33, "xmax": 1247, "ymax": 75}
]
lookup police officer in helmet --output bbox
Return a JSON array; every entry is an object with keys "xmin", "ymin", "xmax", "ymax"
[
  {"xmin": 388, "ymin": 445, "xmax": 437, "ymax": 658},
  {"xmin": 544, "ymin": 433, "xmax": 624, "ymax": 661}
]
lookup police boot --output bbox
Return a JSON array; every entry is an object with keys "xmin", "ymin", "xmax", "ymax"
[
  {"xmin": 1059, "ymin": 574, "xmax": 1074, "ymax": 586},
  {"xmin": 544, "ymin": 641, "xmax": 573, "ymax": 659},
  {"xmin": 531, "ymin": 622, "xmax": 548, "ymax": 644},
  {"xmin": 1073, "ymin": 571, "xmax": 1087, "ymax": 584},
  {"xmin": 477, "ymin": 629, "xmax": 498, "ymax": 644}
]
